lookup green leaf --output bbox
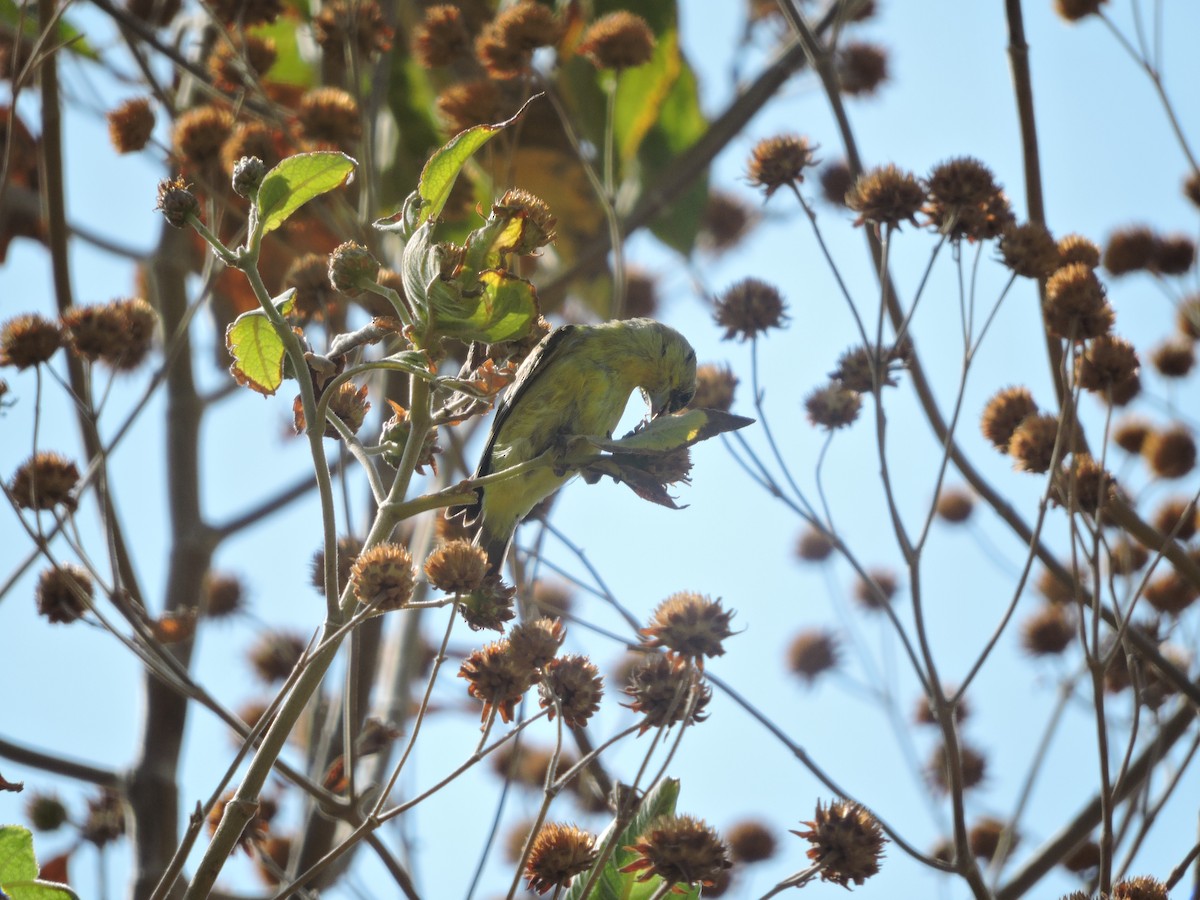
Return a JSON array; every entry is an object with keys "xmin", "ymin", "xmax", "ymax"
[
  {"xmin": 590, "ymin": 409, "xmax": 755, "ymax": 455},
  {"xmin": 434, "ymin": 270, "xmax": 538, "ymax": 344},
  {"xmin": 413, "ymin": 96, "xmax": 539, "ymax": 228},
  {"xmin": 255, "ymin": 152, "xmax": 356, "ymax": 237},
  {"xmin": 248, "ymin": 19, "xmax": 313, "ymax": 88},
  {"xmin": 225, "ymin": 291, "xmax": 296, "ymax": 395},
  {"xmin": 0, "ymin": 827, "xmax": 78, "ymax": 900}
]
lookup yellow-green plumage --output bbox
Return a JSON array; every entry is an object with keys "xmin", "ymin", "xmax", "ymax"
[{"xmin": 454, "ymin": 317, "xmax": 697, "ymax": 572}]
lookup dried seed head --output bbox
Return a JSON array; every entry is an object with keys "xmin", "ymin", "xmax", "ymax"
[
  {"xmin": 1000, "ymin": 221, "xmax": 1060, "ymax": 279},
  {"xmin": 320, "ymin": 381, "xmax": 370, "ymax": 437},
  {"xmin": 285, "ymin": 253, "xmax": 343, "ymax": 323},
  {"xmin": 969, "ymin": 817, "xmax": 1017, "ymax": 862},
  {"xmin": 805, "ymin": 382, "xmax": 862, "ymax": 430},
  {"xmin": 727, "ymin": 819, "xmax": 777, "ymax": 864},
  {"xmin": 350, "ymin": 542, "xmax": 415, "ymax": 611},
  {"xmin": 1057, "ymin": 233, "xmax": 1102, "ymax": 268},
  {"xmin": 935, "ymin": 487, "xmax": 974, "ymax": 523},
  {"xmin": 298, "ymin": 87, "xmax": 361, "ymax": 151},
  {"xmin": 81, "ymin": 789, "xmax": 125, "ymax": 847},
  {"xmin": 836, "ymin": 42, "xmax": 888, "ymax": 95},
  {"xmin": 231, "ymin": 155, "xmax": 266, "ymax": 198},
  {"xmin": 202, "ymin": 571, "xmax": 244, "ymax": 618},
  {"xmin": 221, "ymin": 122, "xmax": 283, "ymax": 175},
  {"xmin": 310, "ymin": 534, "xmax": 362, "ymax": 595},
  {"xmin": 425, "ymin": 539, "xmax": 489, "ymax": 594},
  {"xmin": 831, "ymin": 343, "xmax": 905, "ymax": 392},
  {"xmin": 539, "ymin": 654, "xmax": 603, "ymax": 727},
  {"xmin": 107, "ymin": 97, "xmax": 155, "ymax": 154},
  {"xmin": 457, "ymin": 574, "xmax": 517, "ymax": 631},
  {"xmin": 494, "ymin": 188, "xmax": 557, "ymax": 254},
  {"xmin": 925, "ymin": 157, "xmax": 1012, "ymax": 241},
  {"xmin": 1044, "ymin": 262, "xmax": 1113, "ymax": 339},
  {"xmin": 1103, "ymin": 226, "xmax": 1157, "ymax": 275},
  {"xmin": 689, "ymin": 363, "xmax": 737, "ymax": 412},
  {"xmin": 714, "ymin": 278, "xmax": 787, "ymax": 340},
  {"xmin": 746, "ymin": 134, "xmax": 817, "ymax": 198},
  {"xmin": 531, "ymin": 579, "xmax": 573, "ymax": 617},
  {"xmin": 1055, "ymin": 0, "xmax": 1107, "ymax": 21},
  {"xmin": 914, "ymin": 687, "xmax": 970, "ymax": 726},
  {"xmin": 1009, "ymin": 413, "xmax": 1061, "ymax": 474},
  {"xmin": 81, "ymin": 298, "xmax": 156, "ymax": 370},
  {"xmin": 36, "ymin": 564, "xmax": 93, "ymax": 624},
  {"xmin": 208, "ymin": 34, "xmax": 276, "ymax": 92},
  {"xmin": 313, "ymin": 0, "xmax": 393, "ymax": 66},
  {"xmin": 791, "ymin": 800, "xmax": 886, "ymax": 887},
  {"xmin": 1152, "ymin": 496, "xmax": 1198, "ymax": 541},
  {"xmin": 156, "ymin": 175, "xmax": 199, "ymax": 228},
  {"xmin": 412, "ymin": 4, "xmax": 471, "ymax": 67},
  {"xmin": 1113, "ymin": 417, "xmax": 1151, "ymax": 454},
  {"xmin": 459, "ymin": 639, "xmax": 534, "ymax": 723},
  {"xmin": 1021, "ymin": 604, "xmax": 1075, "ymax": 655},
  {"xmin": 248, "ymin": 631, "xmax": 307, "ymax": 682},
  {"xmin": 1142, "ymin": 426, "xmax": 1196, "ymax": 479},
  {"xmin": 524, "ymin": 823, "xmax": 597, "ymax": 895},
  {"xmin": 10, "ymin": 452, "xmax": 79, "ymax": 510},
  {"xmin": 928, "ymin": 742, "xmax": 986, "ymax": 792},
  {"xmin": 476, "ymin": 1, "xmax": 559, "ymax": 79},
  {"xmin": 621, "ymin": 814, "xmax": 731, "ymax": 890},
  {"xmin": 1036, "ymin": 565, "xmax": 1078, "ymax": 605},
  {"xmin": 1111, "ymin": 876, "xmax": 1169, "ymax": 900},
  {"xmin": 1186, "ymin": 171, "xmax": 1200, "ymax": 209},
  {"xmin": 437, "ymin": 79, "xmax": 504, "ymax": 133},
  {"xmin": 786, "ymin": 629, "xmax": 839, "ymax": 683},
  {"xmin": 698, "ymin": 191, "xmax": 757, "ymax": 254},
  {"xmin": 1150, "ymin": 339, "xmax": 1194, "ymax": 378},
  {"xmin": 577, "ymin": 11, "xmax": 655, "ymax": 70},
  {"xmin": 641, "ymin": 592, "xmax": 736, "ymax": 662},
  {"xmin": 172, "ymin": 105, "xmax": 234, "ymax": 169},
  {"xmin": 819, "ymin": 160, "xmax": 854, "ymax": 208},
  {"xmin": 854, "ymin": 568, "xmax": 898, "ymax": 611},
  {"xmin": 0, "ymin": 313, "xmax": 63, "ymax": 369},
  {"xmin": 846, "ymin": 164, "xmax": 925, "ymax": 230},
  {"xmin": 795, "ymin": 526, "xmax": 835, "ymax": 562},
  {"xmin": 1052, "ymin": 453, "xmax": 1116, "ymax": 513},
  {"xmin": 1075, "ymin": 334, "xmax": 1139, "ymax": 392},
  {"xmin": 26, "ymin": 793, "xmax": 69, "ymax": 831},
  {"xmin": 1062, "ymin": 840, "xmax": 1101, "ymax": 874},
  {"xmin": 327, "ymin": 241, "xmax": 380, "ymax": 295},
  {"xmin": 623, "ymin": 652, "xmax": 711, "ymax": 733},
  {"xmin": 621, "ymin": 271, "xmax": 659, "ymax": 317},
  {"xmin": 1153, "ymin": 234, "xmax": 1195, "ymax": 275},
  {"xmin": 1108, "ymin": 538, "xmax": 1149, "ymax": 575},
  {"xmin": 1143, "ymin": 573, "xmax": 1198, "ymax": 617},
  {"xmin": 507, "ymin": 616, "xmax": 565, "ymax": 671}
]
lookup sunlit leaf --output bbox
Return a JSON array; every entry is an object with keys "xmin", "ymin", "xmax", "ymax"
[
  {"xmin": 225, "ymin": 292, "xmax": 296, "ymax": 395},
  {"xmin": 256, "ymin": 152, "xmax": 355, "ymax": 237},
  {"xmin": 0, "ymin": 827, "xmax": 79, "ymax": 900}
]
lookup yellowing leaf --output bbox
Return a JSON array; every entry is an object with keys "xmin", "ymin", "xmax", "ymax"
[{"xmin": 225, "ymin": 293, "xmax": 296, "ymax": 395}]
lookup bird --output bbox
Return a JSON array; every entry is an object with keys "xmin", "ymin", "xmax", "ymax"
[{"xmin": 451, "ymin": 317, "xmax": 698, "ymax": 574}]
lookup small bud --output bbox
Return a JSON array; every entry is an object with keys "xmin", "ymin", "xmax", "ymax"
[
  {"xmin": 819, "ymin": 160, "xmax": 854, "ymax": 208},
  {"xmin": 201, "ymin": 571, "xmax": 244, "ymax": 618},
  {"xmin": 1103, "ymin": 226, "xmax": 1157, "ymax": 275},
  {"xmin": 1150, "ymin": 339, "xmax": 1194, "ymax": 378},
  {"xmin": 231, "ymin": 155, "xmax": 266, "ymax": 198},
  {"xmin": 328, "ymin": 241, "xmax": 380, "ymax": 295},
  {"xmin": 26, "ymin": 793, "xmax": 69, "ymax": 831},
  {"xmin": 795, "ymin": 526, "xmax": 835, "ymax": 562},
  {"xmin": 156, "ymin": 175, "xmax": 199, "ymax": 228},
  {"xmin": 969, "ymin": 817, "xmax": 1017, "ymax": 862}
]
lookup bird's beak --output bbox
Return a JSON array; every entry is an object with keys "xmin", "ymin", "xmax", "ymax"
[{"xmin": 650, "ymin": 387, "xmax": 693, "ymax": 419}]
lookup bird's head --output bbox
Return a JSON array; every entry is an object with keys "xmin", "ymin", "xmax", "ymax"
[{"xmin": 631, "ymin": 319, "xmax": 698, "ymax": 419}]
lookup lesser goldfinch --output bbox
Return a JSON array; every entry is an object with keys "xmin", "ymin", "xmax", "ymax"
[{"xmin": 453, "ymin": 317, "xmax": 698, "ymax": 572}]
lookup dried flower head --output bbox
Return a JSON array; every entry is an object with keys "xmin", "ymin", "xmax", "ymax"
[
  {"xmin": 969, "ymin": 817, "xmax": 1017, "ymax": 862},
  {"xmin": 925, "ymin": 157, "xmax": 1012, "ymax": 241},
  {"xmin": 622, "ymin": 814, "xmax": 731, "ymax": 890},
  {"xmin": 494, "ymin": 188, "xmax": 557, "ymax": 254},
  {"xmin": 791, "ymin": 800, "xmax": 886, "ymax": 887},
  {"xmin": 202, "ymin": 571, "xmax": 244, "ymax": 618},
  {"xmin": 437, "ymin": 79, "xmax": 504, "ymax": 134},
  {"xmin": 854, "ymin": 568, "xmax": 898, "ymax": 611},
  {"xmin": 1150, "ymin": 339, "xmax": 1194, "ymax": 378},
  {"xmin": 819, "ymin": 160, "xmax": 854, "ymax": 208},
  {"xmin": 36, "ymin": 564, "xmax": 93, "ymax": 624},
  {"xmin": 689, "ymin": 363, "xmax": 737, "ymax": 412},
  {"xmin": 1057, "ymin": 233, "xmax": 1102, "ymax": 268},
  {"xmin": 507, "ymin": 616, "xmax": 565, "ymax": 672},
  {"xmin": 107, "ymin": 97, "xmax": 155, "ymax": 154},
  {"xmin": 539, "ymin": 654, "xmax": 603, "ymax": 726},
  {"xmin": 284, "ymin": 253, "xmax": 342, "ymax": 323},
  {"xmin": 1009, "ymin": 413, "xmax": 1061, "ymax": 474},
  {"xmin": 1044, "ymin": 262, "xmax": 1113, "ymax": 339},
  {"xmin": 298, "ymin": 87, "xmax": 361, "ymax": 151},
  {"xmin": 928, "ymin": 741, "xmax": 986, "ymax": 792},
  {"xmin": 310, "ymin": 534, "xmax": 362, "ymax": 595},
  {"xmin": 623, "ymin": 652, "xmax": 711, "ymax": 733},
  {"xmin": 699, "ymin": 191, "xmax": 757, "ymax": 254},
  {"xmin": 1055, "ymin": 0, "xmax": 1107, "ymax": 21},
  {"xmin": 714, "ymin": 278, "xmax": 787, "ymax": 340},
  {"xmin": 1143, "ymin": 573, "xmax": 1198, "ymax": 617},
  {"xmin": 1185, "ymin": 171, "xmax": 1200, "ymax": 209},
  {"xmin": 0, "ymin": 313, "xmax": 62, "ymax": 369},
  {"xmin": 846, "ymin": 164, "xmax": 925, "ymax": 229},
  {"xmin": 1153, "ymin": 496, "xmax": 1198, "ymax": 541},
  {"xmin": 1062, "ymin": 840, "xmax": 1101, "ymax": 874},
  {"xmin": 425, "ymin": 539, "xmax": 489, "ymax": 594},
  {"xmin": 1142, "ymin": 426, "xmax": 1196, "ymax": 479},
  {"xmin": 26, "ymin": 793, "xmax": 69, "ymax": 831},
  {"xmin": 1108, "ymin": 538, "xmax": 1149, "ymax": 576},
  {"xmin": 1111, "ymin": 876, "xmax": 1169, "ymax": 900},
  {"xmin": 459, "ymin": 639, "xmax": 534, "ymax": 723},
  {"xmin": 1153, "ymin": 234, "xmax": 1196, "ymax": 275},
  {"xmin": 746, "ymin": 134, "xmax": 816, "ymax": 198},
  {"xmin": 156, "ymin": 175, "xmax": 199, "ymax": 228},
  {"xmin": 1000, "ymin": 221, "xmax": 1060, "ymax": 279},
  {"xmin": 935, "ymin": 487, "xmax": 974, "ymax": 523},
  {"xmin": 457, "ymin": 574, "xmax": 517, "ymax": 631},
  {"xmin": 577, "ymin": 11, "xmax": 655, "ymax": 70},
  {"xmin": 327, "ymin": 240, "xmax": 380, "ymax": 295},
  {"xmin": 61, "ymin": 298, "xmax": 157, "ymax": 370},
  {"xmin": 836, "ymin": 42, "xmax": 888, "ymax": 95},
  {"xmin": 831, "ymin": 343, "xmax": 906, "ymax": 392},
  {"xmin": 1113, "ymin": 417, "xmax": 1151, "ymax": 454},
  {"xmin": 1021, "ymin": 604, "xmax": 1075, "ymax": 655},
  {"xmin": 208, "ymin": 35, "xmax": 276, "ymax": 93},
  {"xmin": 1053, "ymin": 453, "xmax": 1116, "ymax": 513},
  {"xmin": 476, "ymin": 1, "xmax": 559, "ymax": 79},
  {"xmin": 81, "ymin": 789, "xmax": 125, "ymax": 847},
  {"xmin": 231, "ymin": 156, "xmax": 266, "ymax": 198},
  {"xmin": 221, "ymin": 121, "xmax": 283, "ymax": 175},
  {"xmin": 525, "ymin": 823, "xmax": 597, "ymax": 894},
  {"xmin": 805, "ymin": 382, "xmax": 862, "ymax": 430},
  {"xmin": 641, "ymin": 592, "xmax": 736, "ymax": 663},
  {"xmin": 350, "ymin": 542, "xmax": 415, "ymax": 611},
  {"xmin": 787, "ymin": 629, "xmax": 839, "ymax": 683},
  {"xmin": 795, "ymin": 526, "xmax": 835, "ymax": 561},
  {"xmin": 173, "ymin": 105, "xmax": 235, "ymax": 169},
  {"xmin": 412, "ymin": 4, "xmax": 470, "ymax": 67},
  {"xmin": 248, "ymin": 631, "xmax": 307, "ymax": 682},
  {"xmin": 1075, "ymin": 334, "xmax": 1139, "ymax": 392},
  {"xmin": 10, "ymin": 452, "xmax": 79, "ymax": 510},
  {"xmin": 1103, "ymin": 226, "xmax": 1157, "ymax": 275},
  {"xmin": 727, "ymin": 819, "xmax": 777, "ymax": 864},
  {"xmin": 313, "ymin": 0, "xmax": 393, "ymax": 66}
]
